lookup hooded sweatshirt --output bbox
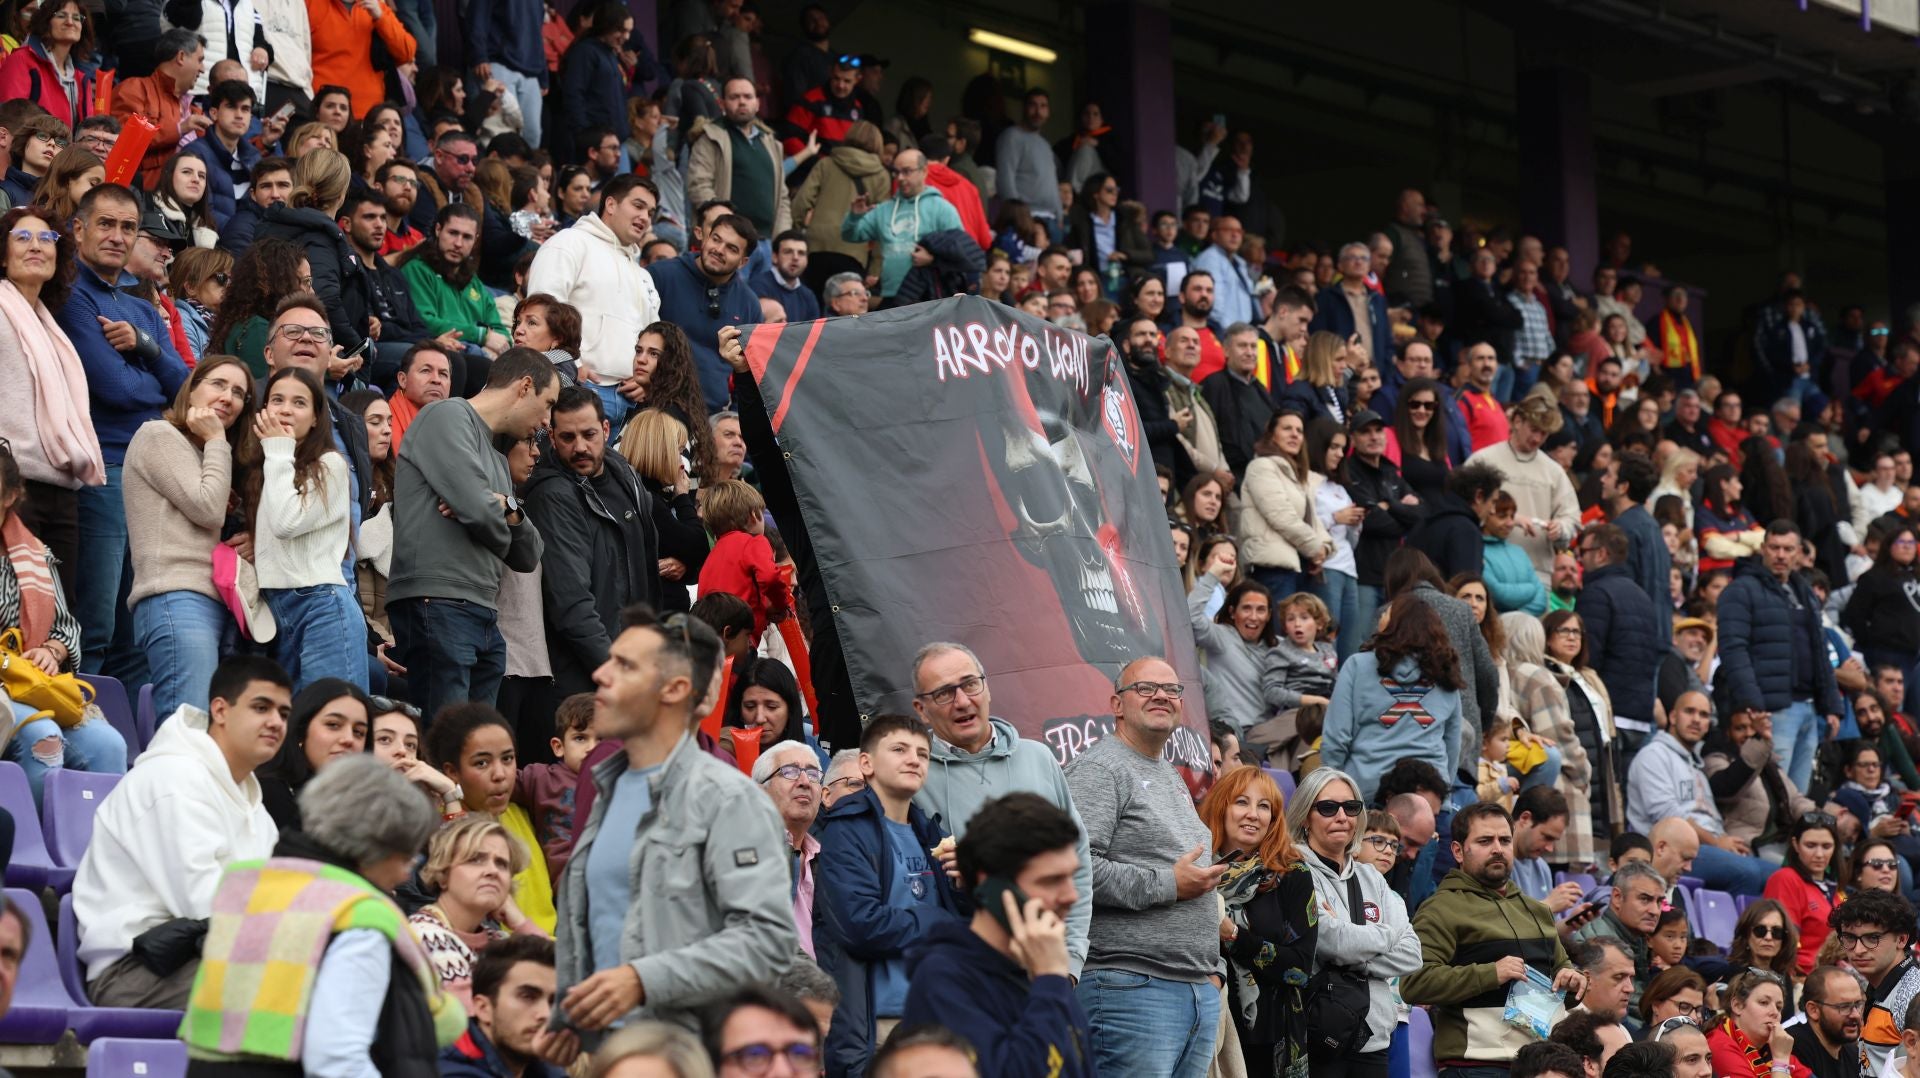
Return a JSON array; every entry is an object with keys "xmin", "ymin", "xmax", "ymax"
[
  {"xmin": 901, "ymin": 917, "xmax": 1095, "ymax": 1078},
  {"xmin": 72, "ymin": 703, "xmax": 280, "ymax": 980},
  {"xmin": 840, "ymin": 186, "xmax": 965, "ymax": 298},
  {"xmin": 1298, "ymin": 848, "xmax": 1422, "ymax": 1054},
  {"xmin": 1322, "ymin": 650, "xmax": 1463, "ymax": 803},
  {"xmin": 1402, "ymin": 868, "xmax": 1573, "ymax": 1066},
  {"xmin": 914, "ymin": 716, "xmax": 1093, "ymax": 975},
  {"xmin": 524, "ymin": 211, "xmax": 662, "ymax": 384}
]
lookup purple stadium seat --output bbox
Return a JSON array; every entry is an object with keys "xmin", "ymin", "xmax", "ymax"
[
  {"xmin": 1694, "ymin": 888, "xmax": 1739, "ymax": 951},
  {"xmin": 57, "ymin": 895, "xmax": 187, "ymax": 1043},
  {"xmin": 1262, "ymin": 767, "xmax": 1296, "ymax": 802},
  {"xmin": 136, "ymin": 683, "xmax": 159, "ymax": 752},
  {"xmin": 76, "ymin": 675, "xmax": 136, "ymax": 771},
  {"xmin": 1676, "ymin": 884, "xmax": 1701, "ymax": 934},
  {"xmin": 1735, "ymin": 893, "xmax": 1755, "ymax": 914},
  {"xmin": 86, "ymin": 1037, "xmax": 188, "ymax": 1078},
  {"xmin": 1555, "ymin": 871, "xmax": 1597, "ymax": 894},
  {"xmin": 43, "ymin": 770, "xmax": 117, "ymax": 872},
  {"xmin": 0, "ymin": 760, "xmax": 61, "ymax": 890},
  {"xmin": 0, "ymin": 886, "xmax": 70, "ymax": 1042},
  {"xmin": 1409, "ymin": 1007, "xmax": 1437, "ymax": 1078}
]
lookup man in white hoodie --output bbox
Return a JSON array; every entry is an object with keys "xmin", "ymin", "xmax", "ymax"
[
  {"xmin": 73, "ymin": 655, "xmax": 291, "ymax": 1009},
  {"xmin": 524, "ymin": 174, "xmax": 662, "ymax": 429}
]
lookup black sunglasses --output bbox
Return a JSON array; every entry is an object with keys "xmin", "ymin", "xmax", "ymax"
[
  {"xmin": 1749, "ymin": 924, "xmax": 1787, "ymax": 940},
  {"xmin": 706, "ymin": 285, "xmax": 721, "ymax": 320},
  {"xmin": 1313, "ymin": 799, "xmax": 1364, "ymax": 818}
]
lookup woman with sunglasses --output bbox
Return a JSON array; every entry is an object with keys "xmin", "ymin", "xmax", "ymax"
[
  {"xmin": 1847, "ymin": 839, "xmax": 1903, "ymax": 896},
  {"xmin": 1707, "ymin": 969, "xmax": 1810, "ymax": 1078},
  {"xmin": 1762, "ymin": 815, "xmax": 1840, "ymax": 975},
  {"xmin": 1285, "ymin": 767, "xmax": 1419, "ymax": 1078},
  {"xmin": 1387, "ymin": 376, "xmax": 1452, "ymax": 505},
  {"xmin": 1322, "ymin": 593, "xmax": 1463, "ymax": 803},
  {"xmin": 1728, "ymin": 898, "xmax": 1801, "ymax": 1010},
  {"xmin": 0, "ymin": 206, "xmax": 102, "ymax": 586},
  {"xmin": 1639, "ymin": 966, "xmax": 1710, "ymax": 1031},
  {"xmin": 168, "ymin": 246, "xmax": 233, "ymax": 360},
  {"xmin": 1198, "ymin": 764, "xmax": 1316, "ymax": 1078}
]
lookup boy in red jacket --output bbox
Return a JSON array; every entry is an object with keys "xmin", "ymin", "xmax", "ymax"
[{"xmin": 697, "ymin": 479, "xmax": 791, "ymax": 638}]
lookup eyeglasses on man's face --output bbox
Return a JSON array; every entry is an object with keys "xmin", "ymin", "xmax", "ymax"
[
  {"xmin": 275, "ymin": 324, "xmax": 332, "ymax": 343},
  {"xmin": 914, "ymin": 675, "xmax": 985, "ymax": 707},
  {"xmin": 1118, "ymin": 681, "xmax": 1184, "ymax": 699}
]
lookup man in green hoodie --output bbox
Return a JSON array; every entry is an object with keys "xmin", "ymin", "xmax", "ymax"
[
  {"xmin": 910, "ymin": 641, "xmax": 1092, "ymax": 976},
  {"xmin": 1404, "ymin": 802, "xmax": 1587, "ymax": 1074},
  {"xmin": 840, "ymin": 147, "xmax": 964, "ymax": 301}
]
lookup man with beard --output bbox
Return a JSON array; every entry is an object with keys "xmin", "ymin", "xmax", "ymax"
[
  {"xmin": 1789, "ymin": 965, "xmax": 1869, "ymax": 1078},
  {"xmin": 386, "ymin": 342, "xmax": 453, "ymax": 452},
  {"xmin": 1404, "ymin": 802, "xmax": 1586, "ymax": 1070},
  {"xmin": 1163, "ymin": 325, "xmax": 1228, "ymax": 493},
  {"xmin": 1176, "ymin": 269, "xmax": 1228, "ymax": 383},
  {"xmin": 1625, "ymin": 690, "xmax": 1774, "ymax": 894},
  {"xmin": 337, "ymin": 191, "xmax": 452, "ymax": 388},
  {"xmin": 648, "ymin": 211, "xmax": 762, "ymax": 412},
  {"xmin": 783, "ymin": 54, "xmax": 867, "ymax": 156},
  {"xmin": 377, "ymin": 159, "xmax": 426, "ymax": 256},
  {"xmin": 780, "ymin": 4, "xmax": 834, "ymax": 111},
  {"xmin": 750, "ymin": 230, "xmax": 820, "ymax": 322},
  {"xmin": 1573, "ymin": 860, "xmax": 1664, "ymax": 1014},
  {"xmin": 439, "ymin": 935, "xmax": 569, "ymax": 1078},
  {"xmin": 1550, "ymin": 551, "xmax": 1582, "ymax": 612},
  {"xmin": 1120, "ymin": 317, "xmax": 1186, "ymax": 476},
  {"xmin": 522, "ymin": 386, "xmax": 660, "ymax": 700},
  {"xmin": 399, "ymin": 203, "xmax": 511, "ymax": 361}
]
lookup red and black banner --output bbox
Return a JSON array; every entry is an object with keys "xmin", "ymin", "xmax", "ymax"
[{"xmin": 743, "ymin": 295, "xmax": 1209, "ymax": 772}]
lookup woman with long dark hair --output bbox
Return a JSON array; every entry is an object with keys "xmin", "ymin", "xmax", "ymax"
[
  {"xmin": 1199, "ymin": 765, "xmax": 1316, "ymax": 1078},
  {"xmin": 340, "ymin": 388, "xmax": 395, "ymax": 654},
  {"xmin": 1843, "ymin": 524, "xmax": 1920, "ymax": 680},
  {"xmin": 1762, "ymin": 815, "xmax": 1840, "ymax": 974},
  {"xmin": 147, "ymin": 151, "xmax": 219, "ymax": 246},
  {"xmin": 1738, "ymin": 434, "xmax": 1793, "ymax": 528},
  {"xmin": 624, "ymin": 321, "xmax": 714, "ymax": 469},
  {"xmin": 1237, "ymin": 409, "xmax": 1332, "ymax": 600},
  {"xmin": 1190, "ymin": 540, "xmax": 1276, "ymax": 735},
  {"xmin": 1322, "ymin": 593, "xmax": 1463, "ymax": 800},
  {"xmin": 209, "ymin": 236, "xmax": 310, "ymax": 378},
  {"xmin": 1725, "ymin": 900, "xmax": 1802, "ymax": 1015},
  {"xmin": 1388, "ymin": 375, "xmax": 1451, "ymax": 503},
  {"xmin": 29, "ymin": 146, "xmax": 101, "ymax": 232},
  {"xmin": 257, "ymin": 677, "xmax": 374, "ymax": 830},
  {"xmin": 1307, "ymin": 417, "xmax": 1366, "ymax": 659},
  {"xmin": 720, "ymin": 656, "xmax": 827, "ymax": 768},
  {"xmin": 1180, "ymin": 472, "xmax": 1229, "ymax": 544},
  {"xmin": 1784, "ymin": 440, "xmax": 1847, "ymax": 582},
  {"xmin": 1695, "ymin": 464, "xmax": 1764, "ymax": 574}
]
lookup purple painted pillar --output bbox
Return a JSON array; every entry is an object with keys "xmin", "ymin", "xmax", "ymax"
[
  {"xmin": 1084, "ymin": 0, "xmax": 1177, "ymax": 214},
  {"xmin": 1516, "ymin": 65, "xmax": 1600, "ymax": 285},
  {"xmin": 628, "ymin": 0, "xmax": 661, "ymax": 65}
]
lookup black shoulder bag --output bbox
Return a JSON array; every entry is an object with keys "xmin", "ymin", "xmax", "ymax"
[{"xmin": 1305, "ymin": 873, "xmax": 1374, "ymax": 1057}]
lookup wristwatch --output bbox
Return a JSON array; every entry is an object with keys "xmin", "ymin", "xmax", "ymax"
[
  {"xmin": 503, "ymin": 494, "xmax": 522, "ymax": 516},
  {"xmin": 441, "ymin": 783, "xmax": 465, "ymax": 807}
]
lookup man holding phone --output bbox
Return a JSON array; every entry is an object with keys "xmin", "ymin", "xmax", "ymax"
[{"xmin": 902, "ymin": 793, "xmax": 1094, "ymax": 1078}]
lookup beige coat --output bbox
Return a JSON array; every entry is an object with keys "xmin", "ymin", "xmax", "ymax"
[
  {"xmin": 1702, "ymin": 735, "xmax": 1816, "ymax": 847},
  {"xmin": 1512, "ymin": 659, "xmax": 1597, "ymax": 866},
  {"xmin": 685, "ymin": 116, "xmax": 792, "ymax": 236},
  {"xmin": 792, "ymin": 144, "xmax": 890, "ymax": 270},
  {"xmin": 1235, "ymin": 455, "xmax": 1332, "ymax": 572}
]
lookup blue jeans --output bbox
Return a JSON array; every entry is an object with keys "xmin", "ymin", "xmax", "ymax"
[
  {"xmin": 5, "ymin": 702, "xmax": 129, "ymax": 805},
  {"xmin": 1692, "ymin": 841, "xmax": 1775, "ymax": 896},
  {"xmin": 1250, "ymin": 565, "xmax": 1299, "ymax": 600},
  {"xmin": 74, "ymin": 466, "xmax": 135, "ymax": 678},
  {"xmin": 264, "ymin": 584, "xmax": 368, "ymax": 694},
  {"xmin": 132, "ymin": 591, "xmax": 230, "ymax": 720},
  {"xmin": 493, "ymin": 65, "xmax": 542, "ymax": 149},
  {"xmin": 1312, "ymin": 569, "xmax": 1363, "ymax": 661},
  {"xmin": 1518, "ymin": 743, "xmax": 1564, "ymax": 792},
  {"xmin": 584, "ymin": 379, "xmax": 637, "ymax": 436},
  {"xmin": 1356, "ymin": 584, "xmax": 1383, "ymax": 647},
  {"xmin": 1076, "ymin": 970, "xmax": 1219, "ymax": 1078},
  {"xmin": 389, "ymin": 596, "xmax": 505, "ymax": 720},
  {"xmin": 1769, "ymin": 699, "xmax": 1821, "ymax": 793}
]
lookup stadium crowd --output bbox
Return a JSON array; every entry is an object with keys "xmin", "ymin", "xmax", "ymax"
[{"xmin": 0, "ymin": 1, "xmax": 1912, "ymax": 1078}]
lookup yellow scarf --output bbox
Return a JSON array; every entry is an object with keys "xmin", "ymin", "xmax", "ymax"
[{"xmin": 1658, "ymin": 310, "xmax": 1699, "ymax": 381}]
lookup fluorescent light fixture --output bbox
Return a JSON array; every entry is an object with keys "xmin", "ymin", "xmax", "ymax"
[{"xmin": 968, "ymin": 28, "xmax": 1057, "ymax": 64}]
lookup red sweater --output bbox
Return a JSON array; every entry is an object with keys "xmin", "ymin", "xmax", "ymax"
[
  {"xmin": 1762, "ymin": 866, "xmax": 1835, "ymax": 975},
  {"xmin": 697, "ymin": 530, "xmax": 791, "ymax": 637}
]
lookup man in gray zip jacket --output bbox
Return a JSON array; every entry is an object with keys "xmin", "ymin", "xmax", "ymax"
[
  {"xmin": 552, "ymin": 606, "xmax": 797, "ymax": 1043},
  {"xmin": 909, "ymin": 641, "xmax": 1093, "ymax": 975}
]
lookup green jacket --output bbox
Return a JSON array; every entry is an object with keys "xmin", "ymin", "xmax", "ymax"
[
  {"xmin": 1403, "ymin": 868, "xmax": 1572, "ymax": 1065},
  {"xmin": 1572, "ymin": 906, "xmax": 1650, "ymax": 1013},
  {"xmin": 400, "ymin": 257, "xmax": 505, "ymax": 344}
]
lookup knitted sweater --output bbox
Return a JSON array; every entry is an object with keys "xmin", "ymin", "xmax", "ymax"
[
  {"xmin": 124, "ymin": 420, "xmax": 232, "ymax": 606},
  {"xmin": 253, "ymin": 439, "xmax": 351, "ymax": 590},
  {"xmin": 1466, "ymin": 440, "xmax": 1581, "ymax": 581}
]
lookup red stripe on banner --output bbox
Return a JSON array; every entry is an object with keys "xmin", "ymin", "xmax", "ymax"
[
  {"xmin": 769, "ymin": 318, "xmax": 827, "ymax": 435},
  {"xmin": 744, "ymin": 322, "xmax": 785, "ymax": 381}
]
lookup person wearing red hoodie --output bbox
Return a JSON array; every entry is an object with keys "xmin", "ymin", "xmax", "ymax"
[
  {"xmin": 920, "ymin": 134, "xmax": 989, "ymax": 253},
  {"xmin": 1707, "ymin": 389, "xmax": 1749, "ymax": 467},
  {"xmin": 696, "ymin": 478, "xmax": 791, "ymax": 639}
]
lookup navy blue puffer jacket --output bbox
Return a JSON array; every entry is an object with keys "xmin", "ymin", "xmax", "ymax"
[
  {"xmin": 1714, "ymin": 558, "xmax": 1843, "ymax": 716},
  {"xmin": 1578, "ymin": 562, "xmax": 1663, "ymax": 722}
]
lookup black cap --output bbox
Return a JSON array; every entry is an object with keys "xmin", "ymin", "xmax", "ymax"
[
  {"xmin": 1351, "ymin": 408, "xmax": 1386, "ymax": 430},
  {"xmin": 856, "ymin": 53, "xmax": 890, "ymax": 68},
  {"xmin": 1543, "ymin": 429, "xmax": 1577, "ymax": 453},
  {"xmin": 138, "ymin": 209, "xmax": 189, "ymax": 249}
]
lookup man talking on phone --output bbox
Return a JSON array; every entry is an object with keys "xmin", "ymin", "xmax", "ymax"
[{"xmin": 901, "ymin": 793, "xmax": 1094, "ymax": 1078}]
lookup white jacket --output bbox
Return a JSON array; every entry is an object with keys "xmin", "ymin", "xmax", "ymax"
[
  {"xmin": 254, "ymin": 439, "xmax": 350, "ymax": 589},
  {"xmin": 170, "ymin": 0, "xmax": 261, "ymax": 94},
  {"xmin": 73, "ymin": 704, "xmax": 279, "ymax": 980},
  {"xmin": 525, "ymin": 212, "xmax": 661, "ymax": 383},
  {"xmin": 252, "ymin": 0, "xmax": 310, "ymax": 93}
]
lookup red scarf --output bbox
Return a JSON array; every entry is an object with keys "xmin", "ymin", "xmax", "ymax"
[
  {"xmin": 1659, "ymin": 309, "xmax": 1701, "ymax": 381},
  {"xmin": 388, "ymin": 391, "xmax": 422, "ymax": 452}
]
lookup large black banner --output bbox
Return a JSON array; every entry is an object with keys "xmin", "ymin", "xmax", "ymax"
[{"xmin": 743, "ymin": 295, "xmax": 1209, "ymax": 773}]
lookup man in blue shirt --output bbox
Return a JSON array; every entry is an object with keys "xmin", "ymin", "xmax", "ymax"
[
  {"xmin": 646, "ymin": 213, "xmax": 761, "ymax": 412},
  {"xmin": 55, "ymin": 183, "xmax": 190, "ymax": 679},
  {"xmin": 749, "ymin": 230, "xmax": 821, "ymax": 323},
  {"xmin": 1511, "ymin": 785, "xmax": 1584, "ymax": 914},
  {"xmin": 814, "ymin": 715, "xmax": 963, "ymax": 1078}
]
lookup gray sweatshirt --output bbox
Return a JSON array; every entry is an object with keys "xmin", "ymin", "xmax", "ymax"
[
  {"xmin": 1064, "ymin": 731, "xmax": 1218, "ymax": 983},
  {"xmin": 992, "ymin": 125, "xmax": 1062, "ymax": 219},
  {"xmin": 389, "ymin": 398, "xmax": 544, "ymax": 607}
]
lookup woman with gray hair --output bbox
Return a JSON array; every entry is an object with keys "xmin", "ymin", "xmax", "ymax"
[
  {"xmin": 1503, "ymin": 611, "xmax": 1597, "ymax": 868},
  {"xmin": 1286, "ymin": 766, "xmax": 1421, "ymax": 1077},
  {"xmin": 180, "ymin": 754, "xmax": 468, "ymax": 1077}
]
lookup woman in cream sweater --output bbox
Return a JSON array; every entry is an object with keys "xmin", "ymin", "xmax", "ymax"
[
  {"xmin": 126, "ymin": 355, "xmax": 254, "ymax": 718},
  {"xmin": 1237, "ymin": 409, "xmax": 1334, "ymax": 600},
  {"xmin": 243, "ymin": 367, "xmax": 366, "ymax": 692}
]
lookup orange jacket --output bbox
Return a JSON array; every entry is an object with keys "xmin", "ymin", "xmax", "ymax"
[
  {"xmin": 110, "ymin": 68, "xmax": 188, "ymax": 188},
  {"xmin": 305, "ymin": 0, "xmax": 415, "ymax": 118}
]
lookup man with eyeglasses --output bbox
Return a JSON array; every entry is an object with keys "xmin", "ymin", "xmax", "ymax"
[
  {"xmin": 376, "ymin": 159, "xmax": 426, "ymax": 256},
  {"xmin": 909, "ymin": 642, "xmax": 1093, "ymax": 978},
  {"xmin": 1404, "ymin": 801, "xmax": 1587, "ymax": 1073},
  {"xmin": 410, "ymin": 129, "xmax": 482, "ymax": 234},
  {"xmin": 0, "ymin": 113, "xmax": 63, "ymax": 206},
  {"xmin": 704, "ymin": 986, "xmax": 825, "ymax": 1078},
  {"xmin": 820, "ymin": 748, "xmax": 863, "ymax": 807},
  {"xmin": 1064, "ymin": 657, "xmax": 1225, "ymax": 1078},
  {"xmin": 1828, "ymin": 889, "xmax": 1920, "ymax": 1074},
  {"xmin": 840, "ymin": 148, "xmax": 965, "ymax": 304},
  {"xmin": 1785, "ymin": 964, "xmax": 1869, "ymax": 1078},
  {"xmin": 751, "ymin": 741, "xmax": 825, "ymax": 958},
  {"xmin": 822, "ymin": 270, "xmax": 868, "ymax": 317},
  {"xmin": 56, "ymin": 183, "xmax": 189, "ymax": 677}
]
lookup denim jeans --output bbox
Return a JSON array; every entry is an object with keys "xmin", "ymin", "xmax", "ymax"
[
  {"xmin": 492, "ymin": 65, "xmax": 542, "ymax": 148},
  {"xmin": 74, "ymin": 466, "xmax": 129, "ymax": 676},
  {"xmin": 584, "ymin": 380, "xmax": 637, "ymax": 435},
  {"xmin": 1077, "ymin": 970, "xmax": 1219, "ymax": 1078},
  {"xmin": 1692, "ymin": 840, "xmax": 1775, "ymax": 895},
  {"xmin": 264, "ymin": 584, "xmax": 368, "ymax": 694},
  {"xmin": 133, "ymin": 591, "xmax": 231, "ymax": 720},
  {"xmin": 1312, "ymin": 569, "xmax": 1363, "ymax": 660},
  {"xmin": 1518, "ymin": 743, "xmax": 1564, "ymax": 792},
  {"xmin": 389, "ymin": 596, "xmax": 505, "ymax": 719},
  {"xmin": 6, "ymin": 701, "xmax": 129, "ymax": 805},
  {"xmin": 1250, "ymin": 565, "xmax": 1299, "ymax": 601},
  {"xmin": 1356, "ymin": 583, "xmax": 1383, "ymax": 646},
  {"xmin": 1770, "ymin": 699, "xmax": 1821, "ymax": 793}
]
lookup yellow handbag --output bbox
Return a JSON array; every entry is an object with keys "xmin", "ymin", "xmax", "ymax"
[{"xmin": 0, "ymin": 628, "xmax": 93, "ymax": 729}]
